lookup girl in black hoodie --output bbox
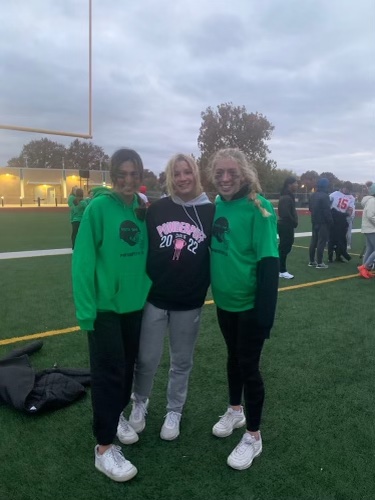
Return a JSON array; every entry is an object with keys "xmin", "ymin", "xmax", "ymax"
[{"xmin": 277, "ymin": 177, "xmax": 299, "ymax": 279}]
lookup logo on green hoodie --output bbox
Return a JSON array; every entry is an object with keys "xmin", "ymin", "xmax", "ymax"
[{"xmin": 119, "ymin": 220, "xmax": 143, "ymax": 248}]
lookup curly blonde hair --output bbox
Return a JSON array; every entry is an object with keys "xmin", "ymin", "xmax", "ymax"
[
  {"xmin": 208, "ymin": 148, "xmax": 271, "ymax": 217},
  {"xmin": 165, "ymin": 153, "xmax": 203, "ymax": 198}
]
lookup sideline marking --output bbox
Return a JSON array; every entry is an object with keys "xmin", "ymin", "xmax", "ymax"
[
  {"xmin": 278, "ymin": 273, "xmax": 359, "ymax": 291},
  {"xmin": 0, "ymin": 326, "xmax": 79, "ymax": 346},
  {"xmin": 0, "ymin": 273, "xmax": 360, "ymax": 347},
  {"xmin": 0, "ymin": 230, "xmax": 362, "ymax": 260},
  {"xmin": 0, "ymin": 248, "xmax": 72, "ymax": 260},
  {"xmin": 292, "ymin": 244, "xmax": 361, "ymax": 257}
]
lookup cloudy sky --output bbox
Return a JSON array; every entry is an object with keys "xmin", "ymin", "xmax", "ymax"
[{"xmin": 0, "ymin": 0, "xmax": 374, "ymax": 183}]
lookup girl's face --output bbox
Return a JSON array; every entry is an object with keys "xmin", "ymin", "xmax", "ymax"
[
  {"xmin": 173, "ymin": 160, "xmax": 197, "ymax": 201},
  {"xmin": 113, "ymin": 161, "xmax": 140, "ymax": 202},
  {"xmin": 212, "ymin": 158, "xmax": 245, "ymax": 200}
]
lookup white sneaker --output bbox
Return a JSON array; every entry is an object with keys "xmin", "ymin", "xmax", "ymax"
[
  {"xmin": 212, "ymin": 407, "xmax": 246, "ymax": 438},
  {"xmin": 160, "ymin": 411, "xmax": 182, "ymax": 441},
  {"xmin": 117, "ymin": 414, "xmax": 139, "ymax": 445},
  {"xmin": 227, "ymin": 432, "xmax": 262, "ymax": 470},
  {"xmin": 129, "ymin": 396, "xmax": 149, "ymax": 433},
  {"xmin": 95, "ymin": 444, "xmax": 137, "ymax": 482},
  {"xmin": 279, "ymin": 271, "xmax": 294, "ymax": 279}
]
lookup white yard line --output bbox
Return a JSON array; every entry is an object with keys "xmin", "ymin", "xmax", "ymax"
[
  {"xmin": 0, "ymin": 229, "xmax": 362, "ymax": 260},
  {"xmin": 0, "ymin": 248, "xmax": 72, "ymax": 260}
]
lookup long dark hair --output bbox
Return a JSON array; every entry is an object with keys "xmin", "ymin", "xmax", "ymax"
[
  {"xmin": 110, "ymin": 148, "xmax": 144, "ymax": 184},
  {"xmin": 280, "ymin": 176, "xmax": 297, "ymax": 195}
]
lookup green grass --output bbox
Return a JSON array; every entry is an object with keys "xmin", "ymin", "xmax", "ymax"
[
  {"xmin": 0, "ymin": 211, "xmax": 373, "ymax": 500},
  {"xmin": 0, "ymin": 210, "xmax": 71, "ymax": 252}
]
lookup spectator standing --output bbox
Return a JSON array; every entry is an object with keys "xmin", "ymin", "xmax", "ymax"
[
  {"xmin": 358, "ymin": 183, "xmax": 375, "ymax": 278},
  {"xmin": 308, "ymin": 178, "xmax": 333, "ymax": 268},
  {"xmin": 71, "ymin": 188, "xmax": 90, "ymax": 249},
  {"xmin": 138, "ymin": 185, "xmax": 150, "ymax": 206},
  {"xmin": 277, "ymin": 177, "xmax": 298, "ymax": 279},
  {"xmin": 328, "ymin": 183, "xmax": 354, "ymax": 262},
  {"xmin": 68, "ymin": 185, "xmax": 78, "ymax": 245}
]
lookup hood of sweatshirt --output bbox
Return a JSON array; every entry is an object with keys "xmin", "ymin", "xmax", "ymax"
[
  {"xmin": 361, "ymin": 195, "xmax": 374, "ymax": 208},
  {"xmin": 171, "ymin": 192, "xmax": 211, "ymax": 206},
  {"xmin": 92, "ymin": 187, "xmax": 141, "ymax": 206}
]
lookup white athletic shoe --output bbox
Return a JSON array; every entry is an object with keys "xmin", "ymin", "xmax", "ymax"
[
  {"xmin": 117, "ymin": 414, "xmax": 139, "ymax": 445},
  {"xmin": 227, "ymin": 432, "xmax": 262, "ymax": 470},
  {"xmin": 160, "ymin": 411, "xmax": 182, "ymax": 441},
  {"xmin": 129, "ymin": 396, "xmax": 149, "ymax": 433},
  {"xmin": 279, "ymin": 271, "xmax": 294, "ymax": 279},
  {"xmin": 212, "ymin": 407, "xmax": 246, "ymax": 438},
  {"xmin": 95, "ymin": 444, "xmax": 137, "ymax": 482}
]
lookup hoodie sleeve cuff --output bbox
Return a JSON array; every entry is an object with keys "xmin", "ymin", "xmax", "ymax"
[{"xmin": 78, "ymin": 319, "xmax": 95, "ymax": 332}]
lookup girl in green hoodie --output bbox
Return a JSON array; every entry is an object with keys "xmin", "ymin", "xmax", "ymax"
[{"xmin": 72, "ymin": 148, "xmax": 151, "ymax": 483}]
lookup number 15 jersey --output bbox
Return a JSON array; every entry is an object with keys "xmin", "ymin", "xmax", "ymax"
[{"xmin": 330, "ymin": 191, "xmax": 355, "ymax": 216}]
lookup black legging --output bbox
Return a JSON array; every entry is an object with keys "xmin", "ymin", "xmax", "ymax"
[
  {"xmin": 277, "ymin": 223, "xmax": 295, "ymax": 273},
  {"xmin": 71, "ymin": 221, "xmax": 80, "ymax": 249},
  {"xmin": 216, "ymin": 307, "xmax": 266, "ymax": 432},
  {"xmin": 328, "ymin": 210, "xmax": 350, "ymax": 261},
  {"xmin": 88, "ymin": 310, "xmax": 143, "ymax": 445}
]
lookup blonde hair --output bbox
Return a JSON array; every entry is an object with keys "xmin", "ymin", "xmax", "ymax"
[
  {"xmin": 208, "ymin": 148, "xmax": 271, "ymax": 217},
  {"xmin": 165, "ymin": 154, "xmax": 203, "ymax": 198}
]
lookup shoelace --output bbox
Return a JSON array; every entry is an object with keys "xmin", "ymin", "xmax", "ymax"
[
  {"xmin": 165, "ymin": 412, "xmax": 180, "ymax": 426},
  {"xmin": 235, "ymin": 435, "xmax": 256, "ymax": 453},
  {"xmin": 218, "ymin": 410, "xmax": 239, "ymax": 424},
  {"xmin": 109, "ymin": 445, "xmax": 126, "ymax": 466},
  {"xmin": 133, "ymin": 402, "xmax": 148, "ymax": 420},
  {"xmin": 119, "ymin": 415, "xmax": 133, "ymax": 432}
]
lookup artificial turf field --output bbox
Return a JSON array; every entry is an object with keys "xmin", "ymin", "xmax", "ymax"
[{"xmin": 0, "ymin": 209, "xmax": 373, "ymax": 500}]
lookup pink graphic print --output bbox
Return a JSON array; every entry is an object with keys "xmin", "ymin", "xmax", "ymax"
[{"xmin": 172, "ymin": 237, "xmax": 187, "ymax": 260}]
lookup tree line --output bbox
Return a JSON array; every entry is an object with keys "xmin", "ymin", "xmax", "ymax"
[{"xmin": 6, "ymin": 102, "xmax": 364, "ymax": 194}]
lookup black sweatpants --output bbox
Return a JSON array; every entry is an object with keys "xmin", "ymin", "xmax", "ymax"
[
  {"xmin": 216, "ymin": 307, "xmax": 267, "ymax": 432},
  {"xmin": 71, "ymin": 221, "xmax": 80, "ymax": 249},
  {"xmin": 309, "ymin": 223, "xmax": 329, "ymax": 264},
  {"xmin": 277, "ymin": 223, "xmax": 295, "ymax": 273},
  {"xmin": 87, "ymin": 310, "xmax": 143, "ymax": 445},
  {"xmin": 328, "ymin": 211, "xmax": 349, "ymax": 261}
]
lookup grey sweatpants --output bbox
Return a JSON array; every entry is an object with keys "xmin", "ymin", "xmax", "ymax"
[
  {"xmin": 133, "ymin": 302, "xmax": 201, "ymax": 413},
  {"xmin": 363, "ymin": 233, "xmax": 375, "ymax": 267}
]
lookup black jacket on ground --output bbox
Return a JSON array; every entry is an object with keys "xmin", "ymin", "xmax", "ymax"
[{"xmin": 0, "ymin": 341, "xmax": 90, "ymax": 413}]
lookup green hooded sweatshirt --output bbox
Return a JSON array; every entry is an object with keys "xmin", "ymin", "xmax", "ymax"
[
  {"xmin": 211, "ymin": 193, "xmax": 279, "ymax": 312},
  {"xmin": 68, "ymin": 193, "xmax": 76, "ymax": 222},
  {"xmin": 72, "ymin": 188, "xmax": 151, "ymax": 331}
]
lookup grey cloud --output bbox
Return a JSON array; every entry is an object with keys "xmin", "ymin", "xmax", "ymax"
[{"xmin": 0, "ymin": 0, "xmax": 374, "ymax": 183}]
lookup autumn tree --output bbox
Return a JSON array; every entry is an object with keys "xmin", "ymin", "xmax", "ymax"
[
  {"xmin": 299, "ymin": 170, "xmax": 319, "ymax": 192},
  {"xmin": 320, "ymin": 172, "xmax": 340, "ymax": 191},
  {"xmin": 264, "ymin": 168, "xmax": 299, "ymax": 194},
  {"xmin": 65, "ymin": 139, "xmax": 109, "ymax": 170},
  {"xmin": 142, "ymin": 169, "xmax": 158, "ymax": 190},
  {"xmin": 9, "ymin": 138, "xmax": 66, "ymax": 168},
  {"xmin": 197, "ymin": 102, "xmax": 276, "ymax": 189}
]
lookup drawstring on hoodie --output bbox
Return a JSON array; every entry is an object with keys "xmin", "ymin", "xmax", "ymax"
[
  {"xmin": 182, "ymin": 205, "xmax": 204, "ymax": 234},
  {"xmin": 171, "ymin": 193, "xmax": 210, "ymax": 234}
]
